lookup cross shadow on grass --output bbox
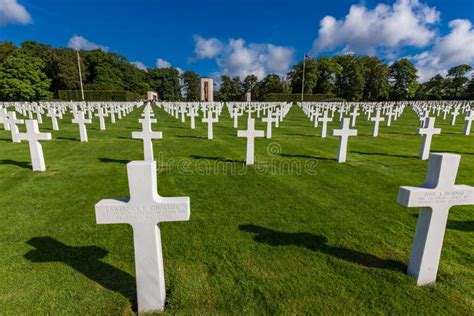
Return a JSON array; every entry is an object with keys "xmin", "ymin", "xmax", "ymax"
[
  {"xmin": 176, "ymin": 135, "xmax": 207, "ymax": 139},
  {"xmin": 239, "ymin": 224, "xmax": 406, "ymax": 272},
  {"xmin": 24, "ymin": 237, "xmax": 137, "ymax": 311},
  {"xmin": 447, "ymin": 220, "xmax": 474, "ymax": 232},
  {"xmin": 278, "ymin": 153, "xmax": 333, "ymax": 160},
  {"xmin": 57, "ymin": 137, "xmax": 78, "ymax": 141},
  {"xmin": 411, "ymin": 214, "xmax": 473, "ymax": 232},
  {"xmin": 0, "ymin": 159, "xmax": 31, "ymax": 169},
  {"xmin": 189, "ymin": 155, "xmax": 245, "ymax": 164},
  {"xmin": 99, "ymin": 157, "xmax": 129, "ymax": 164},
  {"xmin": 351, "ymin": 151, "xmax": 418, "ymax": 159}
]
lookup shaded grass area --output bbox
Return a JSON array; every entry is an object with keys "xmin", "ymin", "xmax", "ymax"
[{"xmin": 0, "ymin": 104, "xmax": 473, "ymax": 314}]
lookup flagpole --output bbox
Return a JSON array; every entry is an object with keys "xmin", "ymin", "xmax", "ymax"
[
  {"xmin": 301, "ymin": 55, "xmax": 306, "ymax": 103},
  {"xmin": 76, "ymin": 50, "xmax": 85, "ymax": 101}
]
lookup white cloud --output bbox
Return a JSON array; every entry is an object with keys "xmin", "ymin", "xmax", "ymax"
[
  {"xmin": 68, "ymin": 35, "xmax": 109, "ymax": 51},
  {"xmin": 131, "ymin": 61, "xmax": 147, "ymax": 71},
  {"xmin": 193, "ymin": 35, "xmax": 294, "ymax": 79},
  {"xmin": 193, "ymin": 35, "xmax": 223, "ymax": 59},
  {"xmin": 312, "ymin": 0, "xmax": 439, "ymax": 54},
  {"xmin": 156, "ymin": 58, "xmax": 172, "ymax": 68},
  {"xmin": 411, "ymin": 19, "xmax": 474, "ymax": 82},
  {"xmin": 0, "ymin": 0, "xmax": 32, "ymax": 26}
]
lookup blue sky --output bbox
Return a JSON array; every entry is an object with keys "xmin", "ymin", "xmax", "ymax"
[{"xmin": 1, "ymin": 0, "xmax": 473, "ymax": 81}]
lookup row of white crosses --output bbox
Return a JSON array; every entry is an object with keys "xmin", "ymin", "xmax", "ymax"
[
  {"xmin": 96, "ymin": 102, "xmax": 190, "ymax": 313},
  {"xmin": 0, "ymin": 101, "xmax": 141, "ymax": 170},
  {"xmin": 412, "ymin": 102, "xmax": 474, "ymax": 136},
  {"xmin": 160, "ymin": 102, "xmax": 291, "ymax": 164}
]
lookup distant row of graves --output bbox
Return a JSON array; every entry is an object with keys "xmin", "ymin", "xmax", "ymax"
[{"xmin": 0, "ymin": 100, "xmax": 472, "ymax": 313}]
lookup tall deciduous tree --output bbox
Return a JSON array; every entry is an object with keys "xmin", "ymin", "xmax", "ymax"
[
  {"xmin": 447, "ymin": 64, "xmax": 472, "ymax": 98},
  {"xmin": 287, "ymin": 60, "xmax": 318, "ymax": 94},
  {"xmin": 0, "ymin": 52, "xmax": 52, "ymax": 101},
  {"xmin": 182, "ymin": 71, "xmax": 201, "ymax": 101},
  {"xmin": 359, "ymin": 56, "xmax": 390, "ymax": 101},
  {"xmin": 333, "ymin": 54, "xmax": 365, "ymax": 101},
  {"xmin": 148, "ymin": 67, "xmax": 181, "ymax": 101},
  {"xmin": 389, "ymin": 58, "xmax": 418, "ymax": 100}
]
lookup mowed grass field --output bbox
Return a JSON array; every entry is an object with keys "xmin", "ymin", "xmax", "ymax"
[{"xmin": 0, "ymin": 103, "xmax": 472, "ymax": 315}]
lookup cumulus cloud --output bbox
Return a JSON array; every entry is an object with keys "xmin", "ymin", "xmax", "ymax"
[
  {"xmin": 156, "ymin": 58, "xmax": 172, "ymax": 68},
  {"xmin": 131, "ymin": 61, "xmax": 147, "ymax": 71},
  {"xmin": 410, "ymin": 19, "xmax": 474, "ymax": 81},
  {"xmin": 312, "ymin": 0, "xmax": 439, "ymax": 54},
  {"xmin": 193, "ymin": 35, "xmax": 294, "ymax": 79},
  {"xmin": 193, "ymin": 35, "xmax": 223, "ymax": 59},
  {"xmin": 68, "ymin": 35, "xmax": 109, "ymax": 51},
  {"xmin": 0, "ymin": 0, "xmax": 32, "ymax": 26}
]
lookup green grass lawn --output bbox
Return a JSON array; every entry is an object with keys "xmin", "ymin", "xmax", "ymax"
[{"xmin": 0, "ymin": 104, "xmax": 473, "ymax": 315}]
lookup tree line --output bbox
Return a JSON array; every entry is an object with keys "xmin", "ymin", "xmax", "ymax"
[{"xmin": 0, "ymin": 40, "xmax": 472, "ymax": 101}]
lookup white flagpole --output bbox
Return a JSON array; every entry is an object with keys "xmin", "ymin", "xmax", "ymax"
[
  {"xmin": 77, "ymin": 50, "xmax": 85, "ymax": 101},
  {"xmin": 301, "ymin": 55, "xmax": 306, "ymax": 103}
]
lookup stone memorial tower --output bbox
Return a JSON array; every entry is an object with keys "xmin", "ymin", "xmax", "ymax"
[{"xmin": 200, "ymin": 78, "xmax": 214, "ymax": 102}]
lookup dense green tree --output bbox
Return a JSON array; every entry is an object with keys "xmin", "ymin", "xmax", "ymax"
[
  {"xmin": 148, "ymin": 67, "xmax": 181, "ymax": 101},
  {"xmin": 333, "ymin": 55, "xmax": 365, "ymax": 101},
  {"xmin": 464, "ymin": 75, "xmax": 474, "ymax": 99},
  {"xmin": 287, "ymin": 60, "xmax": 318, "ymax": 94},
  {"xmin": 0, "ymin": 41, "xmax": 17, "ymax": 62},
  {"xmin": 447, "ymin": 64, "xmax": 472, "ymax": 98},
  {"xmin": 242, "ymin": 74, "xmax": 260, "ymax": 99},
  {"xmin": 389, "ymin": 58, "xmax": 418, "ymax": 100},
  {"xmin": 359, "ymin": 56, "xmax": 390, "ymax": 101},
  {"xmin": 218, "ymin": 75, "xmax": 243, "ymax": 101},
  {"xmin": 0, "ymin": 52, "xmax": 52, "ymax": 101},
  {"xmin": 258, "ymin": 74, "xmax": 285, "ymax": 96},
  {"xmin": 182, "ymin": 71, "xmax": 200, "ymax": 101},
  {"xmin": 424, "ymin": 74, "xmax": 447, "ymax": 100},
  {"xmin": 313, "ymin": 57, "xmax": 341, "ymax": 94}
]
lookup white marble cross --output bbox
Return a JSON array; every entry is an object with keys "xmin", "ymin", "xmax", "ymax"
[
  {"xmin": 95, "ymin": 161, "xmax": 190, "ymax": 313},
  {"xmin": 332, "ymin": 118, "xmax": 358, "ymax": 163},
  {"xmin": 386, "ymin": 107, "xmax": 394, "ymax": 127},
  {"xmin": 35, "ymin": 106, "xmax": 43, "ymax": 124},
  {"xmin": 202, "ymin": 110, "xmax": 218, "ymax": 140},
  {"xmin": 132, "ymin": 117, "xmax": 163, "ymax": 161},
  {"xmin": 0, "ymin": 108, "xmax": 11, "ymax": 130},
  {"xmin": 398, "ymin": 153, "xmax": 474, "ymax": 285},
  {"xmin": 96, "ymin": 107, "xmax": 108, "ymax": 131},
  {"xmin": 464, "ymin": 110, "xmax": 473, "ymax": 136},
  {"xmin": 47, "ymin": 108, "xmax": 60, "ymax": 131},
  {"xmin": 451, "ymin": 108, "xmax": 459, "ymax": 126},
  {"xmin": 417, "ymin": 117, "xmax": 441, "ymax": 160},
  {"xmin": 233, "ymin": 108, "xmax": 242, "ymax": 128},
  {"xmin": 187, "ymin": 108, "xmax": 199, "ymax": 129},
  {"xmin": 4, "ymin": 111, "xmax": 24, "ymax": 143},
  {"xmin": 237, "ymin": 118, "xmax": 264, "ymax": 165},
  {"xmin": 370, "ymin": 109, "xmax": 385, "ymax": 137},
  {"xmin": 262, "ymin": 111, "xmax": 277, "ymax": 139},
  {"xmin": 72, "ymin": 111, "xmax": 92, "ymax": 142},
  {"xmin": 350, "ymin": 106, "xmax": 360, "ymax": 127},
  {"xmin": 16, "ymin": 120, "xmax": 52, "ymax": 171},
  {"xmin": 318, "ymin": 111, "xmax": 333, "ymax": 138}
]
